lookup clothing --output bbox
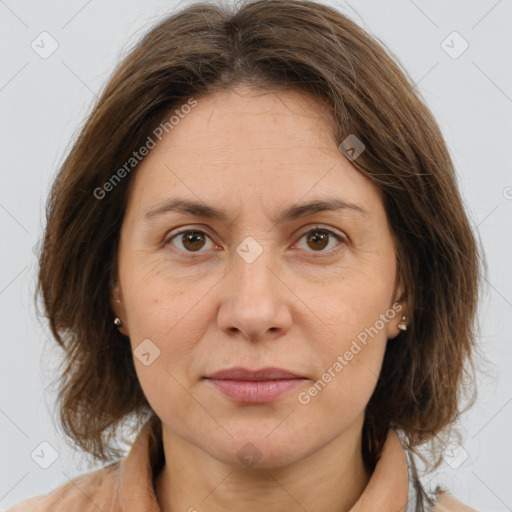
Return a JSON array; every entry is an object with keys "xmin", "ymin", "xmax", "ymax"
[
  {"xmin": 6, "ymin": 416, "xmax": 477, "ymax": 512},
  {"xmin": 402, "ymin": 433, "xmax": 442, "ymax": 512}
]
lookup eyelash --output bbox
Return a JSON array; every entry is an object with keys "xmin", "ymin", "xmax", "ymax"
[{"xmin": 163, "ymin": 225, "xmax": 347, "ymax": 258}]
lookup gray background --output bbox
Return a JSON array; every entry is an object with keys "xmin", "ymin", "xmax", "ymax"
[{"xmin": 1, "ymin": 0, "xmax": 511, "ymax": 510}]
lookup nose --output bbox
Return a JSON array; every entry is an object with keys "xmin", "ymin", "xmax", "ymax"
[{"xmin": 216, "ymin": 244, "xmax": 293, "ymax": 342}]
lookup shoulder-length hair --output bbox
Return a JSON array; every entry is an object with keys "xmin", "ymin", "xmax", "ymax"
[{"xmin": 37, "ymin": 0, "xmax": 483, "ymax": 471}]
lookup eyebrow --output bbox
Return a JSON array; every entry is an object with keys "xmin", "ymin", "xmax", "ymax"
[{"xmin": 143, "ymin": 197, "xmax": 368, "ymax": 225}]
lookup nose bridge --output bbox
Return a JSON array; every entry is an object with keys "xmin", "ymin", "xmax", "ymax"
[
  {"xmin": 233, "ymin": 234, "xmax": 278, "ymax": 304},
  {"xmin": 217, "ymin": 234, "xmax": 291, "ymax": 340}
]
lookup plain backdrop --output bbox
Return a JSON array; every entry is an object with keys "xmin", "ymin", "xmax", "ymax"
[{"xmin": 1, "ymin": 0, "xmax": 511, "ymax": 510}]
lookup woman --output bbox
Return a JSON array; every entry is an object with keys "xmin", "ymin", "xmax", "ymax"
[{"xmin": 8, "ymin": 0, "xmax": 482, "ymax": 510}]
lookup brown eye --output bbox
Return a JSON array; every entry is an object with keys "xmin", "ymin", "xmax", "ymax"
[
  {"xmin": 181, "ymin": 231, "xmax": 206, "ymax": 251},
  {"xmin": 167, "ymin": 230, "xmax": 213, "ymax": 253},
  {"xmin": 296, "ymin": 227, "xmax": 345, "ymax": 255},
  {"xmin": 306, "ymin": 230, "xmax": 329, "ymax": 251}
]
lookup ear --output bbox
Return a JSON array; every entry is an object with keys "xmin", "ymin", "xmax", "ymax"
[
  {"xmin": 110, "ymin": 282, "xmax": 130, "ymax": 337},
  {"xmin": 387, "ymin": 278, "xmax": 408, "ymax": 340}
]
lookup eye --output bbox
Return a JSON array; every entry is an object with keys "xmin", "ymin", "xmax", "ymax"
[
  {"xmin": 294, "ymin": 226, "xmax": 346, "ymax": 255},
  {"xmin": 165, "ymin": 229, "xmax": 215, "ymax": 254},
  {"xmin": 164, "ymin": 226, "xmax": 346, "ymax": 256}
]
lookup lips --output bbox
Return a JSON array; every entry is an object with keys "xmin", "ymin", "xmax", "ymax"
[
  {"xmin": 203, "ymin": 367, "xmax": 307, "ymax": 403},
  {"xmin": 204, "ymin": 366, "xmax": 304, "ymax": 381}
]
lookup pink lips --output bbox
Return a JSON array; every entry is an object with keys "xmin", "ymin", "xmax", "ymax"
[{"xmin": 204, "ymin": 367, "xmax": 307, "ymax": 403}]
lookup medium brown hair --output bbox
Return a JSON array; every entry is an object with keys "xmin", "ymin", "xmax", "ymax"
[{"xmin": 37, "ymin": 0, "xmax": 483, "ymax": 472}]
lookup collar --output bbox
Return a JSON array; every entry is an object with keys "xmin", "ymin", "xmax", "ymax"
[{"xmin": 117, "ymin": 417, "xmax": 410, "ymax": 512}]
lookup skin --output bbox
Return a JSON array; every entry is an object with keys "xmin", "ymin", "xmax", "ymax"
[{"xmin": 112, "ymin": 84, "xmax": 405, "ymax": 512}]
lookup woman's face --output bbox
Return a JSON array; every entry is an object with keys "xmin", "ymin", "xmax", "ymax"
[{"xmin": 114, "ymin": 85, "xmax": 404, "ymax": 468}]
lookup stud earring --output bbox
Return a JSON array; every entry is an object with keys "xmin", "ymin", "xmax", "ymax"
[
  {"xmin": 397, "ymin": 314, "xmax": 408, "ymax": 331},
  {"xmin": 114, "ymin": 317, "xmax": 122, "ymax": 327}
]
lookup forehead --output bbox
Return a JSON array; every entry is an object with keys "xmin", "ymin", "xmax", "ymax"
[
  {"xmin": 125, "ymin": 85, "xmax": 383, "ymax": 218},
  {"xmin": 157, "ymin": 86, "xmax": 338, "ymax": 159}
]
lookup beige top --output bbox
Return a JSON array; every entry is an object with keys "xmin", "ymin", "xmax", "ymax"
[{"xmin": 6, "ymin": 417, "xmax": 478, "ymax": 512}]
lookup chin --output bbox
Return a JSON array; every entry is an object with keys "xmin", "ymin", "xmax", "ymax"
[{"xmin": 204, "ymin": 433, "xmax": 311, "ymax": 469}]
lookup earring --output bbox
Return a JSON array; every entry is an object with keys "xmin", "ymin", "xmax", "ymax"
[
  {"xmin": 114, "ymin": 317, "xmax": 122, "ymax": 327},
  {"xmin": 397, "ymin": 314, "xmax": 408, "ymax": 331}
]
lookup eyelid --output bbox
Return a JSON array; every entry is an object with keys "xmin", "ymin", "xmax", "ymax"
[
  {"xmin": 293, "ymin": 224, "xmax": 348, "ymax": 255},
  {"xmin": 296, "ymin": 224, "xmax": 347, "ymax": 240},
  {"xmin": 163, "ymin": 225, "xmax": 217, "ymax": 250},
  {"xmin": 163, "ymin": 224, "xmax": 348, "ymax": 256}
]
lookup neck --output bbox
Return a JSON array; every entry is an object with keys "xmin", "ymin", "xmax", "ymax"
[{"xmin": 155, "ymin": 420, "xmax": 371, "ymax": 512}]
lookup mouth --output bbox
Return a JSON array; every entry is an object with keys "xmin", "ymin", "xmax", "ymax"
[{"xmin": 203, "ymin": 366, "xmax": 308, "ymax": 403}]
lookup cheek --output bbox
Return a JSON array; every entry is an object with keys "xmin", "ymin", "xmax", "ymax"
[
  {"xmin": 299, "ymin": 313, "xmax": 389, "ymax": 425},
  {"xmin": 122, "ymin": 258, "xmax": 195, "ymax": 338},
  {"xmin": 304, "ymin": 265, "xmax": 396, "ymax": 404},
  {"xmin": 121, "ymin": 259, "xmax": 221, "ymax": 380},
  {"xmin": 123, "ymin": 271, "xmax": 203, "ymax": 422},
  {"xmin": 310, "ymin": 264, "xmax": 395, "ymax": 348}
]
